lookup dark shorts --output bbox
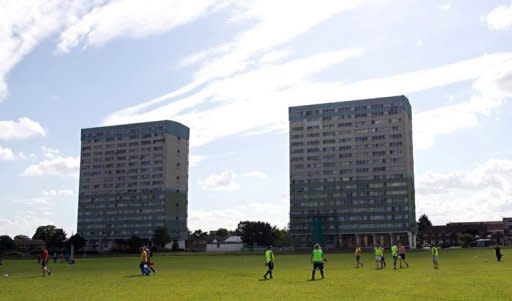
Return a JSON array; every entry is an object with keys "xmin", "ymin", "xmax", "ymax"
[
  {"xmin": 313, "ymin": 262, "xmax": 324, "ymax": 270},
  {"xmin": 41, "ymin": 261, "xmax": 47, "ymax": 268},
  {"xmin": 266, "ymin": 261, "xmax": 274, "ymax": 270},
  {"xmin": 393, "ymin": 255, "xmax": 398, "ymax": 260},
  {"xmin": 399, "ymin": 254, "xmax": 406, "ymax": 260},
  {"xmin": 356, "ymin": 255, "xmax": 361, "ymax": 261}
]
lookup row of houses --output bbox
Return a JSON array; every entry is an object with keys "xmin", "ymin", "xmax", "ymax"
[
  {"xmin": 419, "ymin": 218, "xmax": 512, "ymax": 247},
  {"xmin": 186, "ymin": 233, "xmax": 244, "ymax": 252}
]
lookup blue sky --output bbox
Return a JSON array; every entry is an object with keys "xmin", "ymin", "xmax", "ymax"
[{"xmin": 1, "ymin": 0, "xmax": 512, "ymax": 237}]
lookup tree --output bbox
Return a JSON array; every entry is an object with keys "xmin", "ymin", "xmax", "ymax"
[
  {"xmin": 152, "ymin": 227, "xmax": 171, "ymax": 249},
  {"xmin": 271, "ymin": 227, "xmax": 291, "ymax": 247},
  {"xmin": 46, "ymin": 229, "xmax": 67, "ymax": 250},
  {"xmin": 33, "ymin": 225, "xmax": 67, "ymax": 250},
  {"xmin": 171, "ymin": 240, "xmax": 180, "ymax": 251},
  {"xmin": 459, "ymin": 233, "xmax": 474, "ymax": 248},
  {"xmin": 237, "ymin": 221, "xmax": 273, "ymax": 246},
  {"xmin": 32, "ymin": 225, "xmax": 57, "ymax": 242},
  {"xmin": 0, "ymin": 235, "xmax": 16, "ymax": 254},
  {"xmin": 127, "ymin": 235, "xmax": 143, "ymax": 251},
  {"xmin": 14, "ymin": 235, "xmax": 29, "ymax": 240},
  {"xmin": 192, "ymin": 229, "xmax": 204, "ymax": 236},
  {"xmin": 417, "ymin": 214, "xmax": 432, "ymax": 233},
  {"xmin": 67, "ymin": 234, "xmax": 86, "ymax": 251},
  {"xmin": 463, "ymin": 229, "xmax": 479, "ymax": 237},
  {"xmin": 216, "ymin": 228, "xmax": 229, "ymax": 238}
]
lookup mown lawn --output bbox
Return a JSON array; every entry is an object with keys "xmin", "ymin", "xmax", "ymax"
[{"xmin": 0, "ymin": 248, "xmax": 511, "ymax": 301}]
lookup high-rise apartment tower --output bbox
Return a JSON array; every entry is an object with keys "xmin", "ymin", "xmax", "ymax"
[
  {"xmin": 289, "ymin": 96, "xmax": 416, "ymax": 249},
  {"xmin": 77, "ymin": 120, "xmax": 189, "ymax": 251}
]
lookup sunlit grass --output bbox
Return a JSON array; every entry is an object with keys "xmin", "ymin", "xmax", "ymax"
[{"xmin": 1, "ymin": 248, "xmax": 511, "ymax": 301}]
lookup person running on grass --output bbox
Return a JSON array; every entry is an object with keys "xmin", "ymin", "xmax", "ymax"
[
  {"xmin": 391, "ymin": 243, "xmax": 399, "ymax": 270},
  {"xmin": 355, "ymin": 244, "xmax": 363, "ymax": 268},
  {"xmin": 374, "ymin": 244, "xmax": 382, "ymax": 270},
  {"xmin": 495, "ymin": 244, "xmax": 503, "ymax": 262},
  {"xmin": 380, "ymin": 245, "xmax": 386, "ymax": 268},
  {"xmin": 139, "ymin": 246, "xmax": 149, "ymax": 276},
  {"xmin": 399, "ymin": 243, "xmax": 409, "ymax": 268},
  {"xmin": 40, "ymin": 247, "xmax": 51, "ymax": 276},
  {"xmin": 263, "ymin": 245, "xmax": 274, "ymax": 280},
  {"xmin": 311, "ymin": 243, "xmax": 327, "ymax": 280},
  {"xmin": 145, "ymin": 246, "xmax": 156, "ymax": 274},
  {"xmin": 431, "ymin": 245, "xmax": 439, "ymax": 269}
]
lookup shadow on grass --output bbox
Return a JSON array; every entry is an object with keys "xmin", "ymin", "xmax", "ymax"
[{"xmin": 126, "ymin": 274, "xmax": 145, "ymax": 278}]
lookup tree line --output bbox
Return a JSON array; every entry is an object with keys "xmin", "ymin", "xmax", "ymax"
[{"xmin": 0, "ymin": 221, "xmax": 290, "ymax": 255}]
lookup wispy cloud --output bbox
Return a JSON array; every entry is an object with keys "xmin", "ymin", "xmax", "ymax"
[
  {"xmin": 105, "ymin": 51, "xmax": 512, "ymax": 151},
  {"xmin": 0, "ymin": 189, "xmax": 76, "ymax": 236},
  {"xmin": 57, "ymin": 0, "xmax": 221, "ymax": 53},
  {"xmin": 483, "ymin": 1, "xmax": 512, "ymax": 31},
  {"xmin": 189, "ymin": 155, "xmax": 205, "ymax": 168},
  {"xmin": 243, "ymin": 171, "xmax": 268, "ymax": 179},
  {"xmin": 0, "ymin": 1, "xmax": 97, "ymax": 100},
  {"xmin": 188, "ymin": 195, "xmax": 289, "ymax": 231},
  {"xmin": 417, "ymin": 159, "xmax": 512, "ymax": 224},
  {"xmin": 41, "ymin": 146, "xmax": 61, "ymax": 159},
  {"xmin": 199, "ymin": 170, "xmax": 239, "ymax": 191},
  {"xmin": 22, "ymin": 156, "xmax": 79, "ymax": 177},
  {"xmin": 0, "ymin": 118, "xmax": 46, "ymax": 140},
  {"xmin": 0, "ymin": 146, "xmax": 16, "ymax": 161}
]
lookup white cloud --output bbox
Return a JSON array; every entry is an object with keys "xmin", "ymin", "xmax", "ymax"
[
  {"xmin": 188, "ymin": 198, "xmax": 289, "ymax": 231},
  {"xmin": 104, "ymin": 48, "xmax": 364, "ymax": 146},
  {"xmin": 22, "ymin": 156, "xmax": 79, "ymax": 177},
  {"xmin": 0, "ymin": 214, "xmax": 55, "ymax": 237},
  {"xmin": 57, "ymin": 0, "xmax": 220, "ymax": 53},
  {"xmin": 484, "ymin": 2, "xmax": 512, "ymax": 31},
  {"xmin": 0, "ymin": 0, "xmax": 97, "ymax": 100},
  {"xmin": 0, "ymin": 118, "xmax": 46, "ymax": 140},
  {"xmin": 417, "ymin": 159, "xmax": 512, "ymax": 225},
  {"xmin": 243, "ymin": 171, "xmax": 268, "ymax": 179},
  {"xmin": 414, "ymin": 62, "xmax": 512, "ymax": 150},
  {"xmin": 42, "ymin": 189, "xmax": 74, "ymax": 197},
  {"xmin": 199, "ymin": 170, "xmax": 239, "ymax": 191},
  {"xmin": 416, "ymin": 39, "xmax": 423, "ymax": 47},
  {"xmin": 1, "ymin": 1, "xmax": 225, "ymax": 101},
  {"xmin": 104, "ymin": 1, "xmax": 363, "ymax": 124},
  {"xmin": 105, "ymin": 50, "xmax": 512, "ymax": 151},
  {"xmin": 0, "ymin": 189, "xmax": 75, "ymax": 236},
  {"xmin": 189, "ymin": 155, "xmax": 205, "ymax": 168},
  {"xmin": 0, "ymin": 146, "xmax": 15, "ymax": 161},
  {"xmin": 41, "ymin": 146, "xmax": 61, "ymax": 159},
  {"xmin": 441, "ymin": 3, "xmax": 451, "ymax": 10}
]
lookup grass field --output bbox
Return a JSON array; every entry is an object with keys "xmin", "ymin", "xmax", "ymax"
[{"xmin": 1, "ymin": 248, "xmax": 511, "ymax": 301}]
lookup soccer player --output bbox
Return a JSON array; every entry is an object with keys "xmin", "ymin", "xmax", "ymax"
[
  {"xmin": 354, "ymin": 244, "xmax": 363, "ymax": 268},
  {"xmin": 431, "ymin": 245, "xmax": 439, "ymax": 269},
  {"xmin": 380, "ymin": 245, "xmax": 386, "ymax": 268},
  {"xmin": 374, "ymin": 244, "xmax": 382, "ymax": 270},
  {"xmin": 139, "ymin": 246, "xmax": 149, "ymax": 276},
  {"xmin": 40, "ymin": 247, "xmax": 51, "ymax": 276},
  {"xmin": 263, "ymin": 245, "xmax": 274, "ymax": 280},
  {"xmin": 391, "ymin": 243, "xmax": 399, "ymax": 270},
  {"xmin": 398, "ymin": 243, "xmax": 409, "ymax": 268},
  {"xmin": 145, "ymin": 246, "xmax": 156, "ymax": 274},
  {"xmin": 495, "ymin": 244, "xmax": 503, "ymax": 262},
  {"xmin": 311, "ymin": 243, "xmax": 327, "ymax": 280}
]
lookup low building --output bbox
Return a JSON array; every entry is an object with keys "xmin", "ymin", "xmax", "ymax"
[
  {"xmin": 419, "ymin": 218, "xmax": 510, "ymax": 247},
  {"xmin": 206, "ymin": 236, "xmax": 244, "ymax": 253},
  {"xmin": 14, "ymin": 238, "xmax": 45, "ymax": 252}
]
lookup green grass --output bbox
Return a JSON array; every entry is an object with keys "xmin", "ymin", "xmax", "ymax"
[{"xmin": 1, "ymin": 248, "xmax": 511, "ymax": 301}]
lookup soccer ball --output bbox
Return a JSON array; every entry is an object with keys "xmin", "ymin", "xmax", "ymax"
[{"xmin": 3, "ymin": 274, "xmax": 8, "ymax": 278}]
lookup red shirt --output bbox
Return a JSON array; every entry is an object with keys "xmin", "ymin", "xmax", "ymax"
[{"xmin": 41, "ymin": 249, "xmax": 49, "ymax": 263}]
